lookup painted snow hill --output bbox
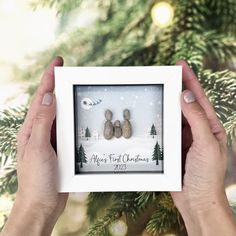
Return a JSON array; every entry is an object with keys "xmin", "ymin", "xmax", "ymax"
[{"xmin": 75, "ymin": 136, "xmax": 163, "ymax": 173}]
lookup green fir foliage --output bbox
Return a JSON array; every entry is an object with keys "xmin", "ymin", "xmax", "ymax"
[{"xmin": 0, "ymin": 107, "xmax": 27, "ymax": 194}]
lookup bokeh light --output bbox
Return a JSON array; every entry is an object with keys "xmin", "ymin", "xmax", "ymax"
[
  {"xmin": 109, "ymin": 220, "xmax": 128, "ymax": 236},
  {"xmin": 226, "ymin": 184, "xmax": 236, "ymax": 203},
  {"xmin": 0, "ymin": 0, "xmax": 57, "ymax": 65},
  {"xmin": 151, "ymin": 2, "xmax": 174, "ymax": 27}
]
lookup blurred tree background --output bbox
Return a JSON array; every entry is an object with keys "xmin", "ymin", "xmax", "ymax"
[{"xmin": 0, "ymin": 0, "xmax": 236, "ymax": 235}]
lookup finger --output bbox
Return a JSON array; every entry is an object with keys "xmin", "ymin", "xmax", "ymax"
[
  {"xmin": 38, "ymin": 56, "xmax": 64, "ymax": 94},
  {"xmin": 16, "ymin": 125, "xmax": 30, "ymax": 156},
  {"xmin": 25, "ymin": 57, "xmax": 63, "ymax": 125},
  {"xmin": 181, "ymin": 90, "xmax": 216, "ymax": 146},
  {"xmin": 176, "ymin": 60, "xmax": 227, "ymax": 144},
  {"xmin": 18, "ymin": 57, "xmax": 63, "ymax": 147},
  {"xmin": 29, "ymin": 93, "xmax": 56, "ymax": 149}
]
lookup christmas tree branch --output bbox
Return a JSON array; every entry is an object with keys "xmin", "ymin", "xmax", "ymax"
[
  {"xmin": 0, "ymin": 107, "xmax": 27, "ymax": 194},
  {"xmin": 146, "ymin": 193, "xmax": 182, "ymax": 234},
  {"xmin": 87, "ymin": 192, "xmax": 113, "ymax": 222},
  {"xmin": 86, "ymin": 192, "xmax": 140, "ymax": 236},
  {"xmin": 31, "ymin": 0, "xmax": 84, "ymax": 15},
  {"xmin": 205, "ymin": 31, "xmax": 236, "ymax": 65},
  {"xmin": 199, "ymin": 69, "xmax": 236, "ymax": 144}
]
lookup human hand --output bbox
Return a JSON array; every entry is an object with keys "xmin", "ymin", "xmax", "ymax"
[
  {"xmin": 2, "ymin": 57, "xmax": 68, "ymax": 236},
  {"xmin": 171, "ymin": 60, "xmax": 236, "ymax": 235}
]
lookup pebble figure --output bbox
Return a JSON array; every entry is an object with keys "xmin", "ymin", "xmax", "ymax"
[
  {"xmin": 104, "ymin": 109, "xmax": 114, "ymax": 140},
  {"xmin": 114, "ymin": 120, "xmax": 122, "ymax": 138},
  {"xmin": 122, "ymin": 109, "xmax": 132, "ymax": 139}
]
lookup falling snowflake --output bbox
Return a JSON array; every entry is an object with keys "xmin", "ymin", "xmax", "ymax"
[
  {"xmin": 135, "ymin": 95, "xmax": 138, "ymax": 99},
  {"xmin": 149, "ymin": 102, "xmax": 153, "ymax": 106},
  {"xmin": 144, "ymin": 88, "xmax": 148, "ymax": 92},
  {"xmin": 120, "ymin": 96, "xmax": 124, "ymax": 100},
  {"xmin": 104, "ymin": 88, "xmax": 108, "ymax": 92}
]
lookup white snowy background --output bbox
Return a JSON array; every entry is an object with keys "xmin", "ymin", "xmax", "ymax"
[{"xmin": 74, "ymin": 85, "xmax": 164, "ymax": 173}]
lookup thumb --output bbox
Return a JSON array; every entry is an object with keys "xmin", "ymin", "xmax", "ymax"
[
  {"xmin": 181, "ymin": 90, "xmax": 215, "ymax": 146},
  {"xmin": 29, "ymin": 93, "xmax": 56, "ymax": 147}
]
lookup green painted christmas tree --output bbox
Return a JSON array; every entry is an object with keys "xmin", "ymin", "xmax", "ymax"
[
  {"xmin": 150, "ymin": 124, "xmax": 157, "ymax": 138},
  {"xmin": 76, "ymin": 144, "xmax": 87, "ymax": 168},
  {"xmin": 152, "ymin": 141, "xmax": 162, "ymax": 165},
  {"xmin": 85, "ymin": 127, "xmax": 91, "ymax": 140}
]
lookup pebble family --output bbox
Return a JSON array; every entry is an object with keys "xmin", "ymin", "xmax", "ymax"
[{"xmin": 104, "ymin": 109, "xmax": 132, "ymax": 140}]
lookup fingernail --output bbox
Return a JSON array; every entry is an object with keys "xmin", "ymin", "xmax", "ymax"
[
  {"xmin": 42, "ymin": 93, "xmax": 53, "ymax": 106},
  {"xmin": 183, "ymin": 90, "xmax": 196, "ymax": 103}
]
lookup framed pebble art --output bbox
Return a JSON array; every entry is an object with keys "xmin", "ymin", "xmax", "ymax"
[{"xmin": 55, "ymin": 66, "xmax": 182, "ymax": 192}]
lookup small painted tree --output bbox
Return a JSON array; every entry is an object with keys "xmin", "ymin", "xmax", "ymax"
[
  {"xmin": 76, "ymin": 144, "xmax": 87, "ymax": 168},
  {"xmin": 152, "ymin": 141, "xmax": 162, "ymax": 165},
  {"xmin": 85, "ymin": 127, "xmax": 91, "ymax": 140},
  {"xmin": 150, "ymin": 124, "xmax": 157, "ymax": 138}
]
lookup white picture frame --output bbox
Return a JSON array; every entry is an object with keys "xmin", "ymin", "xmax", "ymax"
[{"xmin": 55, "ymin": 66, "xmax": 182, "ymax": 192}]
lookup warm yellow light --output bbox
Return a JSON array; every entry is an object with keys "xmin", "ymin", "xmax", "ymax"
[{"xmin": 151, "ymin": 2, "xmax": 174, "ymax": 27}]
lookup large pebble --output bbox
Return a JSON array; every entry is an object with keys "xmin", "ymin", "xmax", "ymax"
[
  {"xmin": 104, "ymin": 120, "xmax": 114, "ymax": 140},
  {"xmin": 122, "ymin": 120, "xmax": 132, "ymax": 139}
]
